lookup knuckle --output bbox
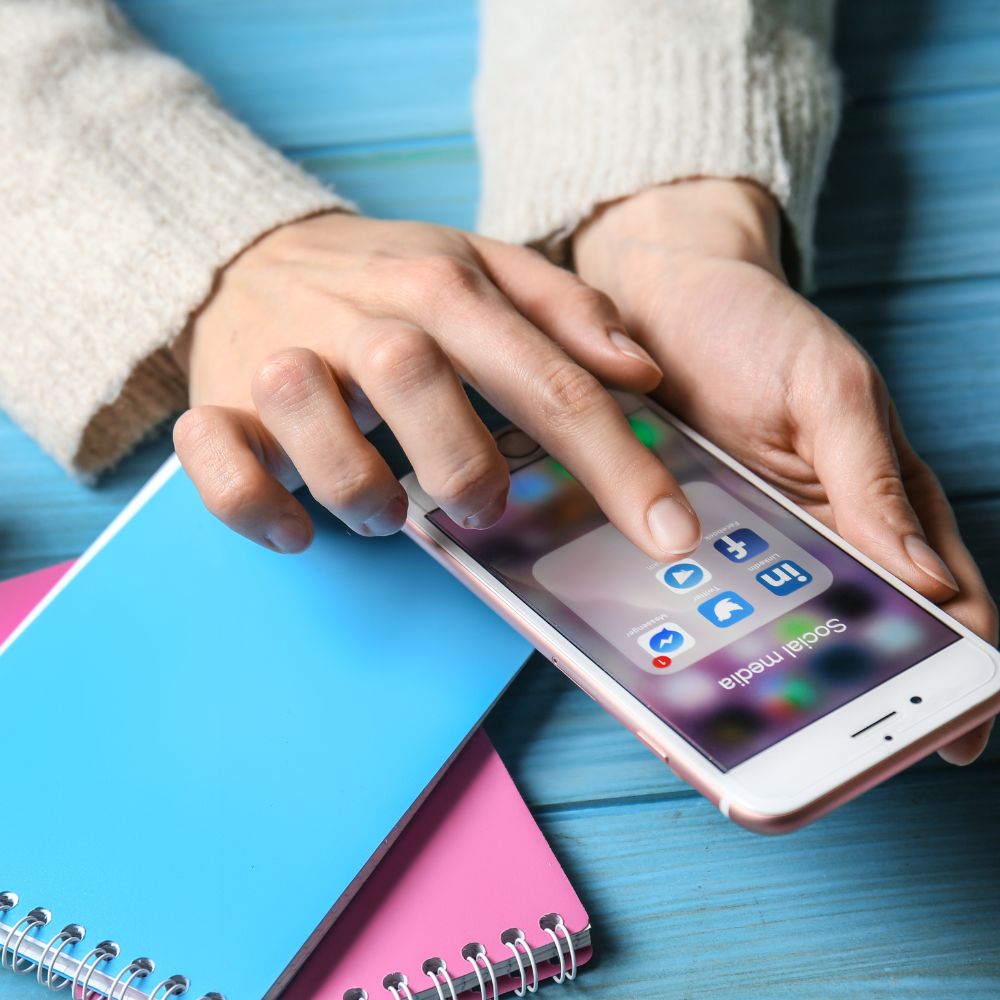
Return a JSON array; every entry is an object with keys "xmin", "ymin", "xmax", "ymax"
[
  {"xmin": 205, "ymin": 466, "xmax": 263, "ymax": 524},
  {"xmin": 363, "ymin": 326, "xmax": 446, "ymax": 392},
  {"xmin": 172, "ymin": 407, "xmax": 218, "ymax": 457},
  {"xmin": 837, "ymin": 351, "xmax": 885, "ymax": 403},
  {"xmin": 402, "ymin": 254, "xmax": 484, "ymax": 308},
  {"xmin": 430, "ymin": 451, "xmax": 505, "ymax": 512},
  {"xmin": 312, "ymin": 455, "xmax": 385, "ymax": 513},
  {"xmin": 536, "ymin": 362, "xmax": 606, "ymax": 430},
  {"xmin": 865, "ymin": 471, "xmax": 909, "ymax": 507},
  {"xmin": 562, "ymin": 281, "xmax": 616, "ymax": 319},
  {"xmin": 253, "ymin": 349, "xmax": 324, "ymax": 409},
  {"xmin": 423, "ymin": 253, "xmax": 478, "ymax": 288}
]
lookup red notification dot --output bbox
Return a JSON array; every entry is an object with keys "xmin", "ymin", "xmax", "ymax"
[{"xmin": 652, "ymin": 655, "xmax": 672, "ymax": 669}]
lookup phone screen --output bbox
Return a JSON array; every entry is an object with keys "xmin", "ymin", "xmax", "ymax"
[{"xmin": 426, "ymin": 406, "xmax": 961, "ymax": 771}]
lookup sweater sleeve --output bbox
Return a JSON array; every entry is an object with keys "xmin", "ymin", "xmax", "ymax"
[
  {"xmin": 475, "ymin": 0, "xmax": 841, "ymax": 288},
  {"xmin": 0, "ymin": 0, "xmax": 348, "ymax": 476}
]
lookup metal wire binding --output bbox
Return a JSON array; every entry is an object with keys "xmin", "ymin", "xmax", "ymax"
[
  {"xmin": 500, "ymin": 928, "xmax": 539, "ymax": 996},
  {"xmin": 539, "ymin": 914, "xmax": 576, "ymax": 983},
  {"xmin": 3, "ymin": 906, "xmax": 52, "ymax": 973},
  {"xmin": 36, "ymin": 922, "xmax": 85, "ymax": 991},
  {"xmin": 148, "ymin": 973, "xmax": 191, "ymax": 998},
  {"xmin": 343, "ymin": 990, "xmax": 369, "ymax": 1000},
  {"xmin": 107, "ymin": 956, "xmax": 155, "ymax": 1000},
  {"xmin": 0, "ymin": 893, "xmax": 206, "ymax": 999},
  {"xmin": 382, "ymin": 971, "xmax": 414, "ymax": 1000},
  {"xmin": 421, "ymin": 957, "xmax": 458, "ymax": 1000},
  {"xmin": 71, "ymin": 939, "xmax": 121, "ymax": 999},
  {"xmin": 461, "ymin": 943, "xmax": 499, "ymax": 1000}
]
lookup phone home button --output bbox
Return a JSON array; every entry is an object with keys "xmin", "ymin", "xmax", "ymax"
[{"xmin": 497, "ymin": 429, "xmax": 539, "ymax": 458}]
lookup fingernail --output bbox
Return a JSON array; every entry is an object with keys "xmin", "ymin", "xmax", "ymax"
[
  {"xmin": 265, "ymin": 513, "xmax": 311, "ymax": 553},
  {"xmin": 903, "ymin": 534, "xmax": 958, "ymax": 591},
  {"xmin": 462, "ymin": 490, "xmax": 508, "ymax": 529},
  {"xmin": 647, "ymin": 495, "xmax": 701, "ymax": 555},
  {"xmin": 361, "ymin": 495, "xmax": 408, "ymax": 536},
  {"xmin": 609, "ymin": 330, "xmax": 662, "ymax": 374}
]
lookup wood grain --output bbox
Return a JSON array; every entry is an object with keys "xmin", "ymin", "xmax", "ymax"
[{"xmin": 535, "ymin": 760, "xmax": 1000, "ymax": 998}]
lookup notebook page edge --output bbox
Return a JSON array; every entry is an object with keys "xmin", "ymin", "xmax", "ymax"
[{"xmin": 0, "ymin": 454, "xmax": 181, "ymax": 659}]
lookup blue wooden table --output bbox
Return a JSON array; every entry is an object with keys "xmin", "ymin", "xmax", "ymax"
[{"xmin": 3, "ymin": 2, "xmax": 1000, "ymax": 996}]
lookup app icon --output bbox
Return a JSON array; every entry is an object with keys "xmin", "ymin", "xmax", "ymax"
[
  {"xmin": 713, "ymin": 528, "xmax": 768, "ymax": 563},
  {"xmin": 697, "ymin": 591, "xmax": 754, "ymax": 628},
  {"xmin": 637, "ymin": 623, "xmax": 695, "ymax": 658},
  {"xmin": 658, "ymin": 559, "xmax": 712, "ymax": 593},
  {"xmin": 755, "ymin": 559, "xmax": 813, "ymax": 596}
]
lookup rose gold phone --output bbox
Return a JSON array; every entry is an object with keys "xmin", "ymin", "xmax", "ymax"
[{"xmin": 400, "ymin": 395, "xmax": 1000, "ymax": 833}]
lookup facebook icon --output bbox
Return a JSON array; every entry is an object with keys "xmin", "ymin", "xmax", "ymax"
[{"xmin": 713, "ymin": 528, "xmax": 769, "ymax": 563}]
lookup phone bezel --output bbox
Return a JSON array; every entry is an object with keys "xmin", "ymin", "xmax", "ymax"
[{"xmin": 400, "ymin": 395, "xmax": 1000, "ymax": 832}]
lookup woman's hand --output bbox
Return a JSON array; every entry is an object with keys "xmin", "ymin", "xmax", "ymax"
[
  {"xmin": 171, "ymin": 213, "xmax": 702, "ymax": 559},
  {"xmin": 574, "ymin": 178, "xmax": 998, "ymax": 765}
]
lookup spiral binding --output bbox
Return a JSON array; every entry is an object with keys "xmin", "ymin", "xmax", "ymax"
[
  {"xmin": 0, "ymin": 890, "xmax": 218, "ymax": 1000},
  {"xmin": 347, "ymin": 912, "xmax": 580, "ymax": 1000}
]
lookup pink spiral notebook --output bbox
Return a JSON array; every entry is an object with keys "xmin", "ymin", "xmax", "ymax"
[{"xmin": 0, "ymin": 564, "xmax": 591, "ymax": 1000}]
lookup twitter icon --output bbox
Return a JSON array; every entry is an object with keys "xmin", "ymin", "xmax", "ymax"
[{"xmin": 697, "ymin": 591, "xmax": 754, "ymax": 628}]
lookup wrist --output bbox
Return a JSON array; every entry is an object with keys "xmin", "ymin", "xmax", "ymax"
[{"xmin": 573, "ymin": 178, "xmax": 784, "ymax": 283}]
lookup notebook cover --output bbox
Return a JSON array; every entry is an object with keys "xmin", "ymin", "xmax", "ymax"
[
  {"xmin": 1, "ymin": 562, "xmax": 589, "ymax": 1000},
  {"xmin": 287, "ymin": 728, "xmax": 591, "ymax": 999},
  {"xmin": 0, "ymin": 457, "xmax": 531, "ymax": 999},
  {"xmin": 0, "ymin": 561, "xmax": 72, "ymax": 637}
]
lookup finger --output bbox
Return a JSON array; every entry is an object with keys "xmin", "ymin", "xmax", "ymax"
[
  {"xmin": 398, "ymin": 261, "xmax": 701, "ymax": 558},
  {"xmin": 471, "ymin": 235, "xmax": 663, "ymax": 392},
  {"xmin": 251, "ymin": 348, "xmax": 407, "ymax": 536},
  {"xmin": 173, "ymin": 404, "xmax": 313, "ymax": 553},
  {"xmin": 346, "ymin": 322, "xmax": 510, "ymax": 527},
  {"xmin": 937, "ymin": 720, "xmax": 994, "ymax": 767},
  {"xmin": 890, "ymin": 413, "xmax": 998, "ymax": 765},
  {"xmin": 892, "ymin": 411, "xmax": 998, "ymax": 645},
  {"xmin": 808, "ymin": 366, "xmax": 959, "ymax": 604}
]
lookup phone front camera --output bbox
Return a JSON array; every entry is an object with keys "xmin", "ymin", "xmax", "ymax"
[
  {"xmin": 910, "ymin": 696, "xmax": 923, "ymax": 704},
  {"xmin": 884, "ymin": 734, "xmax": 893, "ymax": 741}
]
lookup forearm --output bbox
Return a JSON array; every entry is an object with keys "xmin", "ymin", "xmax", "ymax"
[
  {"xmin": 476, "ymin": 0, "xmax": 841, "ymax": 287},
  {"xmin": 0, "ymin": 0, "xmax": 346, "ymax": 475}
]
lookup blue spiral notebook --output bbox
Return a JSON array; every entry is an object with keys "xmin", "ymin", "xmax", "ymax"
[{"xmin": 0, "ymin": 456, "xmax": 530, "ymax": 999}]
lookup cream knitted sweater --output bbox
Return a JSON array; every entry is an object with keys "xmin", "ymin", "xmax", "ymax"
[{"xmin": 0, "ymin": 0, "xmax": 839, "ymax": 476}]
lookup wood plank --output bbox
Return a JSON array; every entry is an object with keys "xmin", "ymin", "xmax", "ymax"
[
  {"xmin": 289, "ymin": 87, "xmax": 1000, "ymax": 294},
  {"xmin": 115, "ymin": 0, "xmax": 1000, "ymax": 155},
  {"xmin": 288, "ymin": 81, "xmax": 1000, "ymax": 290},
  {"xmin": 836, "ymin": 0, "xmax": 1000, "ymax": 100},
  {"xmin": 120, "ymin": 0, "xmax": 1000, "ymax": 293},
  {"xmin": 531, "ymin": 760, "xmax": 1000, "ymax": 997},
  {"xmin": 815, "ymin": 88, "xmax": 1000, "ymax": 289},
  {"xmin": 118, "ymin": 0, "xmax": 476, "ymax": 149},
  {"xmin": 298, "ymin": 140, "xmax": 478, "ymax": 230}
]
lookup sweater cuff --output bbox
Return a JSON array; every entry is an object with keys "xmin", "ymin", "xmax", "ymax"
[
  {"xmin": 475, "ymin": 4, "xmax": 840, "ymax": 289},
  {"xmin": 70, "ymin": 97, "xmax": 348, "ymax": 475},
  {"xmin": 0, "ymin": 37, "xmax": 347, "ymax": 476},
  {"xmin": 75, "ymin": 96, "xmax": 348, "ymax": 475}
]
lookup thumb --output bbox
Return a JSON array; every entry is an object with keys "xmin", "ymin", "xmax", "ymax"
[
  {"xmin": 811, "ymin": 392, "xmax": 959, "ymax": 603},
  {"xmin": 470, "ymin": 235, "xmax": 664, "ymax": 392}
]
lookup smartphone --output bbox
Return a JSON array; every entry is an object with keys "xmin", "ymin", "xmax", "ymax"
[{"xmin": 400, "ymin": 395, "xmax": 1000, "ymax": 833}]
